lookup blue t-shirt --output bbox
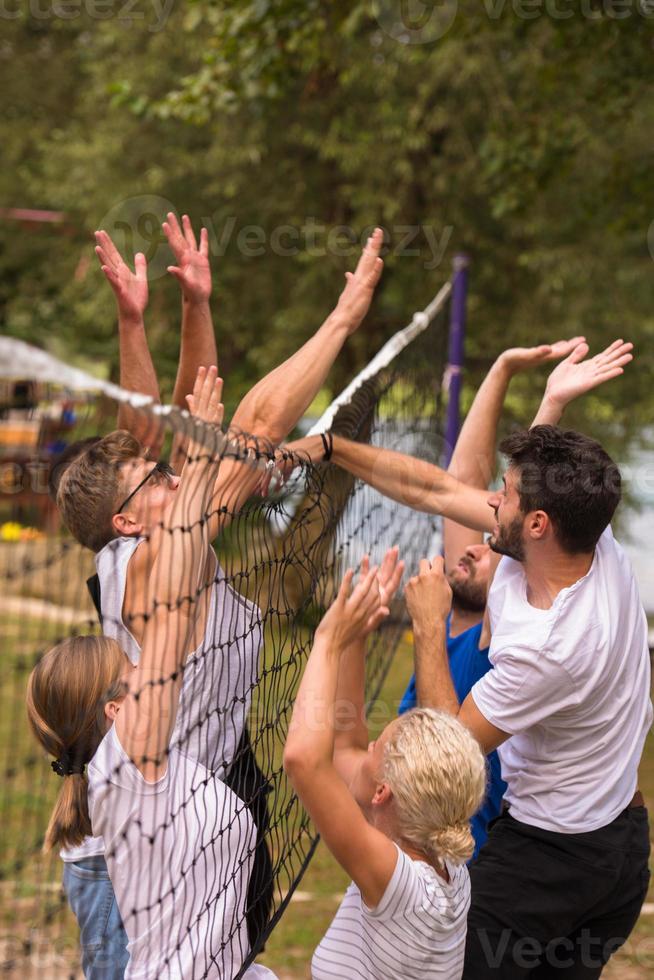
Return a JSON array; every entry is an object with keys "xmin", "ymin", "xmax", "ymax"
[{"xmin": 398, "ymin": 619, "xmax": 506, "ymax": 862}]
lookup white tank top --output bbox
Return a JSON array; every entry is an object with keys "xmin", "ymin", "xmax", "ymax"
[{"xmin": 95, "ymin": 535, "xmax": 263, "ymax": 778}]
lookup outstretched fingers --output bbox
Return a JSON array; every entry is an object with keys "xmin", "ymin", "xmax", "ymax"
[
  {"xmin": 182, "ymin": 214, "xmax": 198, "ymax": 250},
  {"xmin": 352, "ymin": 228, "xmax": 384, "ymax": 281},
  {"xmin": 378, "ymin": 546, "xmax": 404, "ymax": 601},
  {"xmin": 337, "ymin": 568, "xmax": 356, "ymax": 606},
  {"xmin": 379, "ymin": 546, "xmax": 399, "ymax": 585},
  {"xmin": 98, "ymin": 263, "xmax": 119, "ymax": 287},
  {"xmin": 134, "ymin": 252, "xmax": 147, "ymax": 281},
  {"xmin": 349, "ymin": 565, "xmax": 382, "ymax": 621},
  {"xmin": 186, "ymin": 367, "xmax": 223, "ymax": 425},
  {"xmin": 565, "ymin": 341, "xmax": 591, "ymax": 365},
  {"xmin": 185, "ymin": 365, "xmax": 205, "ymax": 415},
  {"xmin": 546, "ymin": 336, "xmax": 586, "ymax": 361},
  {"xmin": 162, "ymin": 212, "xmax": 186, "ymax": 261},
  {"xmin": 94, "ymin": 230, "xmax": 124, "ymax": 268},
  {"xmin": 594, "ymin": 340, "xmax": 633, "ymax": 368}
]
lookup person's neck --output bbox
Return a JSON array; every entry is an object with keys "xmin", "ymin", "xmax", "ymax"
[
  {"xmin": 523, "ymin": 547, "xmax": 594, "ymax": 610},
  {"xmin": 450, "ymin": 604, "xmax": 483, "ymax": 638},
  {"xmin": 374, "ymin": 814, "xmax": 450, "ymax": 883},
  {"xmin": 400, "ymin": 839, "xmax": 450, "ymax": 882}
]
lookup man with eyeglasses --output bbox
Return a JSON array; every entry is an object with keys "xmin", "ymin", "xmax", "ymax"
[{"xmin": 51, "ymin": 216, "xmax": 385, "ymax": 979}]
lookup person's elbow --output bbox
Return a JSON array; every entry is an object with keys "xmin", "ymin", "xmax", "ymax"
[
  {"xmin": 233, "ymin": 397, "xmax": 286, "ymax": 447},
  {"xmin": 283, "ymin": 740, "xmax": 327, "ymax": 787},
  {"xmin": 282, "ymin": 740, "xmax": 308, "ymax": 781}
]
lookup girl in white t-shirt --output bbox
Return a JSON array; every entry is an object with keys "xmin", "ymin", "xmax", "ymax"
[
  {"xmin": 284, "ymin": 551, "xmax": 487, "ymax": 980},
  {"xmin": 26, "ymin": 369, "xmax": 274, "ymax": 980}
]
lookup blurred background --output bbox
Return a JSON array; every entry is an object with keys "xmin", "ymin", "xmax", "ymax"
[{"xmin": 1, "ymin": 2, "xmax": 653, "ymax": 976}]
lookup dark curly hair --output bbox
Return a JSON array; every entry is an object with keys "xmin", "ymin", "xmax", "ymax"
[{"xmin": 499, "ymin": 425, "xmax": 621, "ymax": 554}]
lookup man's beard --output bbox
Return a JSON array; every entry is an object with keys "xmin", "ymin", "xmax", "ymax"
[
  {"xmin": 450, "ymin": 577, "xmax": 487, "ymax": 613},
  {"xmin": 489, "ymin": 514, "xmax": 526, "ymax": 563},
  {"xmin": 448, "ymin": 562, "xmax": 486, "ymax": 613}
]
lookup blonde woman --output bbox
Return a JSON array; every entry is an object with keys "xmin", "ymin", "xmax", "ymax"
[
  {"xmin": 27, "ymin": 367, "xmax": 274, "ymax": 980},
  {"xmin": 284, "ymin": 550, "xmax": 487, "ymax": 979}
]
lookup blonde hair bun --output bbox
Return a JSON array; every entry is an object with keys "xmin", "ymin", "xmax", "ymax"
[
  {"xmin": 429, "ymin": 824, "xmax": 475, "ymax": 865},
  {"xmin": 382, "ymin": 708, "xmax": 487, "ymax": 867}
]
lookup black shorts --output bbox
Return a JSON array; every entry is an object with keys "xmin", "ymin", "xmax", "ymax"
[{"xmin": 463, "ymin": 804, "xmax": 650, "ymax": 979}]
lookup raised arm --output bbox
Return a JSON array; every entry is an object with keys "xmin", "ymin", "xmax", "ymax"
[
  {"xmin": 332, "ymin": 550, "xmax": 404, "ymax": 779},
  {"xmin": 163, "ymin": 213, "xmax": 218, "ymax": 472},
  {"xmin": 196, "ymin": 230, "xmax": 386, "ymax": 540},
  {"xmin": 405, "ymin": 556, "xmax": 509, "ymax": 755},
  {"xmin": 285, "ymin": 433, "xmax": 494, "ymax": 533},
  {"xmin": 95, "ymin": 231, "xmax": 162, "ymax": 453},
  {"xmin": 164, "ymin": 214, "xmax": 218, "ymax": 406},
  {"xmin": 116, "ymin": 367, "xmax": 224, "ymax": 780},
  {"xmin": 443, "ymin": 339, "xmax": 584, "ymax": 571},
  {"xmin": 283, "ymin": 562, "xmax": 398, "ymax": 908},
  {"xmin": 230, "ymin": 229, "xmax": 384, "ymax": 444}
]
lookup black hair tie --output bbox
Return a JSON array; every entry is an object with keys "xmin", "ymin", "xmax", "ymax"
[
  {"xmin": 320, "ymin": 431, "xmax": 334, "ymax": 462},
  {"xmin": 51, "ymin": 751, "xmax": 85, "ymax": 778}
]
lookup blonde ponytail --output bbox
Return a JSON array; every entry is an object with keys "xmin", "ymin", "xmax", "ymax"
[
  {"xmin": 26, "ymin": 635, "xmax": 125, "ymax": 851},
  {"xmin": 382, "ymin": 708, "xmax": 487, "ymax": 867}
]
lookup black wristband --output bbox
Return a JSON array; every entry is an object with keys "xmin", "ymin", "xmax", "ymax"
[{"xmin": 320, "ymin": 431, "xmax": 334, "ymax": 462}]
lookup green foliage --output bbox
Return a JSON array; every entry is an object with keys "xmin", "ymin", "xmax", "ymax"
[{"xmin": 1, "ymin": 1, "xmax": 653, "ymax": 443}]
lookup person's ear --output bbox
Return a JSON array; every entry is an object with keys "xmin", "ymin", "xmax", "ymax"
[
  {"xmin": 111, "ymin": 512, "xmax": 143, "ymax": 538},
  {"xmin": 371, "ymin": 782, "xmax": 393, "ymax": 808},
  {"xmin": 104, "ymin": 699, "xmax": 121, "ymax": 723},
  {"xmin": 527, "ymin": 510, "xmax": 549, "ymax": 541}
]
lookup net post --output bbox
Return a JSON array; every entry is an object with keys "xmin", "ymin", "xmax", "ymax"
[{"xmin": 443, "ymin": 253, "xmax": 469, "ymax": 465}]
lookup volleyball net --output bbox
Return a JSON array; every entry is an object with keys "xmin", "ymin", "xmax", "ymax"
[{"xmin": 0, "ymin": 279, "xmax": 453, "ymax": 977}]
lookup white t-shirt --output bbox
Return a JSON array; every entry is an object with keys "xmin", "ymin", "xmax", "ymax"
[
  {"xmin": 88, "ymin": 725, "xmax": 255, "ymax": 980},
  {"xmin": 59, "ymin": 833, "xmax": 105, "ymax": 864},
  {"xmin": 311, "ymin": 845, "xmax": 470, "ymax": 980},
  {"xmin": 472, "ymin": 526, "xmax": 653, "ymax": 834}
]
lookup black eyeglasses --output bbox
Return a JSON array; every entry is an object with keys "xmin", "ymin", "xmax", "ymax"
[{"xmin": 116, "ymin": 460, "xmax": 176, "ymax": 515}]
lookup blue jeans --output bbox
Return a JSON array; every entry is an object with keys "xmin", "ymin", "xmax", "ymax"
[{"xmin": 62, "ymin": 856, "xmax": 129, "ymax": 979}]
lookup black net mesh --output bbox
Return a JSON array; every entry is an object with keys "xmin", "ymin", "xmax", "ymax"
[{"xmin": 0, "ymin": 292, "xmax": 450, "ymax": 978}]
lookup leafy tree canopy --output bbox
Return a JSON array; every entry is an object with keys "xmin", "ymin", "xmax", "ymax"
[{"xmin": 1, "ymin": 0, "xmax": 653, "ymax": 455}]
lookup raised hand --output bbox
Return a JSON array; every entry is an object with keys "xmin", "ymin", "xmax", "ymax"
[
  {"xmin": 405, "ymin": 556, "xmax": 453, "ymax": 634},
  {"xmin": 497, "ymin": 337, "xmax": 586, "ymax": 376},
  {"xmin": 163, "ymin": 213, "xmax": 212, "ymax": 304},
  {"xmin": 316, "ymin": 560, "xmax": 390, "ymax": 652},
  {"xmin": 185, "ymin": 365, "xmax": 224, "ymax": 427},
  {"xmin": 334, "ymin": 228, "xmax": 384, "ymax": 334},
  {"xmin": 360, "ymin": 548, "xmax": 404, "ymax": 634},
  {"xmin": 543, "ymin": 338, "xmax": 634, "ymax": 409},
  {"xmin": 94, "ymin": 230, "xmax": 148, "ymax": 320}
]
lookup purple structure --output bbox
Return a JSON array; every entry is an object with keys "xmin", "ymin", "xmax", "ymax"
[{"xmin": 444, "ymin": 254, "xmax": 469, "ymax": 466}]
